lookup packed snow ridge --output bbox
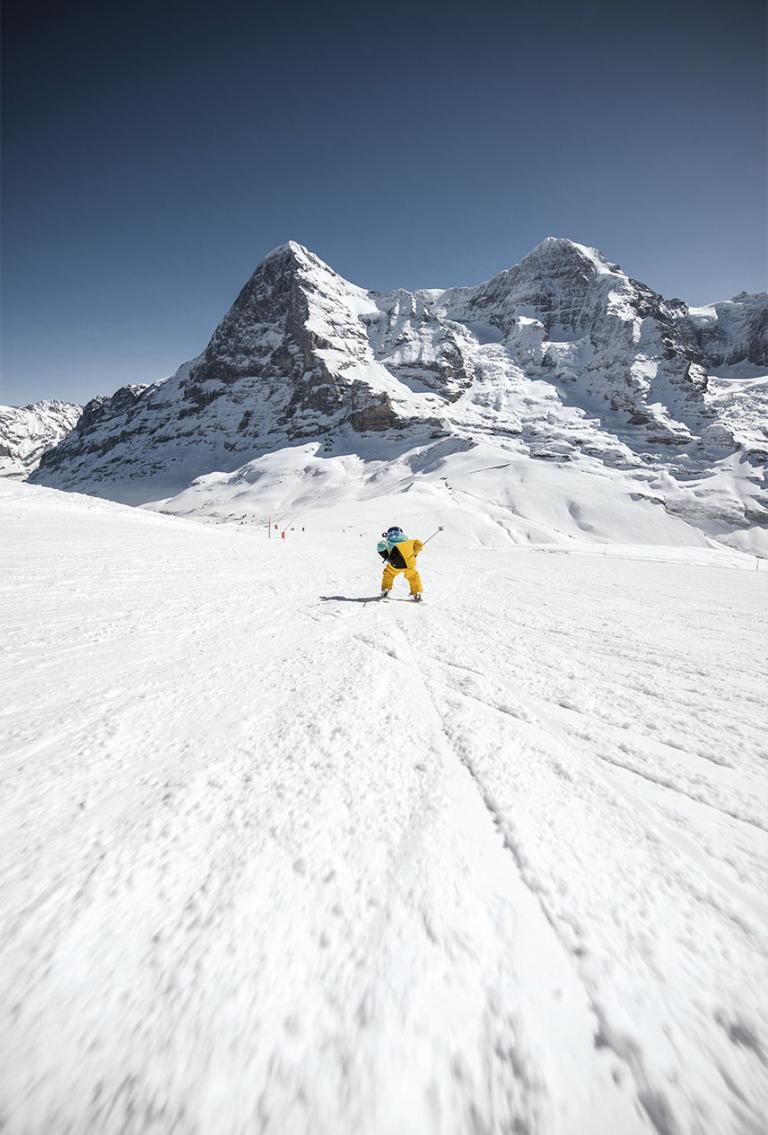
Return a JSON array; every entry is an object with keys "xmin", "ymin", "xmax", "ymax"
[{"xmin": 29, "ymin": 238, "xmax": 768, "ymax": 554}]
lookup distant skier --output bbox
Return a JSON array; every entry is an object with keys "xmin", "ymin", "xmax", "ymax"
[{"xmin": 377, "ymin": 526, "xmax": 424, "ymax": 602}]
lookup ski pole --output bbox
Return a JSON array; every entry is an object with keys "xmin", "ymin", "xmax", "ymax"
[{"xmin": 422, "ymin": 525, "xmax": 444, "ymax": 547}]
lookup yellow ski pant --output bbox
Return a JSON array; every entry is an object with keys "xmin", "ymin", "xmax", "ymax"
[{"xmin": 381, "ymin": 563, "xmax": 422, "ymax": 594}]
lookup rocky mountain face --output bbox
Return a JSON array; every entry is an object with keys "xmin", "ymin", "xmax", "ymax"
[
  {"xmin": 31, "ymin": 239, "xmax": 768, "ymax": 544},
  {"xmin": 0, "ymin": 399, "xmax": 82, "ymax": 476}
]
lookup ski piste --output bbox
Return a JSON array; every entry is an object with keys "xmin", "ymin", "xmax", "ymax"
[{"xmin": 2, "ymin": 491, "xmax": 766, "ymax": 1134}]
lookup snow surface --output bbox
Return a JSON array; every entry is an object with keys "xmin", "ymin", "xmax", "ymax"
[
  {"xmin": 152, "ymin": 437, "xmax": 719, "ymax": 553},
  {"xmin": 2, "ymin": 478, "xmax": 767, "ymax": 1135}
]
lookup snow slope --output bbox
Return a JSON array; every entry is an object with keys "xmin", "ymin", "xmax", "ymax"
[
  {"xmin": 155, "ymin": 436, "xmax": 720, "ymax": 552},
  {"xmin": 2, "ymin": 479, "xmax": 766, "ymax": 1135},
  {"xmin": 0, "ymin": 399, "xmax": 81, "ymax": 476}
]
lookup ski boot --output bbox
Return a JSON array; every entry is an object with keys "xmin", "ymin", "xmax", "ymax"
[
  {"xmin": 411, "ymin": 593, "xmax": 423, "ymax": 603},
  {"xmin": 380, "ymin": 589, "xmax": 390, "ymax": 599}
]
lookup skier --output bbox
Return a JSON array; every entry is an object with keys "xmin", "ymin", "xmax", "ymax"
[{"xmin": 377, "ymin": 526, "xmax": 424, "ymax": 601}]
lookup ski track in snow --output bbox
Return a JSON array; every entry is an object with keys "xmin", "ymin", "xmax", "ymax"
[{"xmin": 1, "ymin": 481, "xmax": 767, "ymax": 1135}]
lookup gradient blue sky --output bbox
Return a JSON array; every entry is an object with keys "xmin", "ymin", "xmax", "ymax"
[{"xmin": 2, "ymin": 0, "xmax": 766, "ymax": 406}]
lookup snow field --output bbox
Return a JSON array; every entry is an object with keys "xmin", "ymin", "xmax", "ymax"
[{"xmin": 1, "ymin": 480, "xmax": 767, "ymax": 1135}]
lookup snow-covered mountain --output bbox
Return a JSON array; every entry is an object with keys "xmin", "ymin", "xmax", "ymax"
[
  {"xmin": 0, "ymin": 398, "xmax": 81, "ymax": 476},
  {"xmin": 31, "ymin": 239, "xmax": 768, "ymax": 552}
]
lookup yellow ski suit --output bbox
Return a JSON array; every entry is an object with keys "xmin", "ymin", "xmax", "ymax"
[{"xmin": 381, "ymin": 538, "xmax": 423, "ymax": 595}]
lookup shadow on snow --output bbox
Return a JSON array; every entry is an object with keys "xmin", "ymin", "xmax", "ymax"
[{"xmin": 319, "ymin": 595, "xmax": 381, "ymax": 604}]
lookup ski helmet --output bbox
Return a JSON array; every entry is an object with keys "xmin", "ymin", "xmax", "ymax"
[{"xmin": 383, "ymin": 526, "xmax": 404, "ymax": 538}]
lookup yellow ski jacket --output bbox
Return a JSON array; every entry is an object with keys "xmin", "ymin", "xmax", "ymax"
[{"xmin": 386, "ymin": 538, "xmax": 423, "ymax": 570}]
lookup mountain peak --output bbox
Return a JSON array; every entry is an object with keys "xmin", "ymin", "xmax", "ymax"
[
  {"xmin": 522, "ymin": 236, "xmax": 616, "ymax": 276},
  {"xmin": 262, "ymin": 240, "xmax": 313, "ymax": 265},
  {"xmin": 248, "ymin": 241, "xmax": 347, "ymax": 291}
]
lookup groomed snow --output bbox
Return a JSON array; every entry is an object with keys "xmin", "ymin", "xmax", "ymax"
[{"xmin": 1, "ymin": 479, "xmax": 767, "ymax": 1135}]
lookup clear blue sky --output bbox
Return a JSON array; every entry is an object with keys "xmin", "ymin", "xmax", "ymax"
[{"xmin": 2, "ymin": 0, "xmax": 766, "ymax": 406}]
